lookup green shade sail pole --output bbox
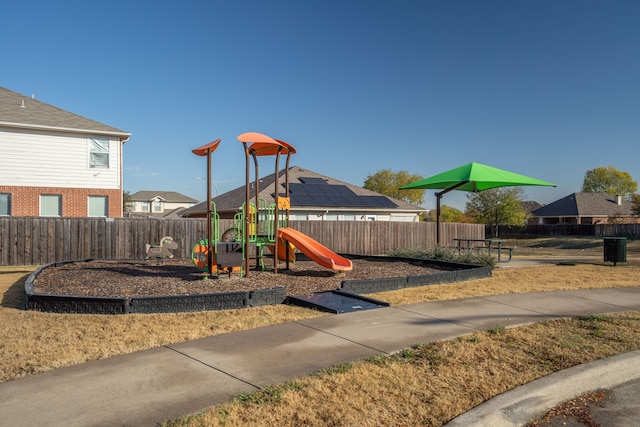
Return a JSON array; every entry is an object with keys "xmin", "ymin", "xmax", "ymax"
[{"xmin": 434, "ymin": 181, "xmax": 469, "ymax": 246}]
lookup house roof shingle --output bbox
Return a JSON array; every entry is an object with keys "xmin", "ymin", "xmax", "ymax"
[
  {"xmin": 0, "ymin": 87, "xmax": 130, "ymax": 138},
  {"xmin": 521, "ymin": 200, "xmax": 543, "ymax": 213},
  {"xmin": 129, "ymin": 207, "xmax": 189, "ymax": 219},
  {"xmin": 532, "ymin": 192, "xmax": 634, "ymax": 217},
  {"xmin": 130, "ymin": 191, "xmax": 198, "ymax": 204},
  {"xmin": 181, "ymin": 166, "xmax": 425, "ymax": 217}
]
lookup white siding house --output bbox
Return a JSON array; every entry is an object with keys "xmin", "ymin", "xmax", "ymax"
[
  {"xmin": 1, "ymin": 128, "xmax": 122, "ymax": 189},
  {"xmin": 0, "ymin": 87, "xmax": 130, "ymax": 217},
  {"xmin": 130, "ymin": 191, "xmax": 199, "ymax": 218}
]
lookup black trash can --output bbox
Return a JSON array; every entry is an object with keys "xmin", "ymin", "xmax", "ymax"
[{"xmin": 604, "ymin": 237, "xmax": 627, "ymax": 266}]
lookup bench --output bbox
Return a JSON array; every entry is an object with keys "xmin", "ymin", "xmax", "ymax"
[
  {"xmin": 453, "ymin": 238, "xmax": 513, "ymax": 262},
  {"xmin": 495, "ymin": 246, "xmax": 514, "ymax": 262}
]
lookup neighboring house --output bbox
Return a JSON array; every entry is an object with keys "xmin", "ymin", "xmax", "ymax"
[
  {"xmin": 180, "ymin": 166, "xmax": 425, "ymax": 222},
  {"xmin": 129, "ymin": 191, "xmax": 199, "ymax": 218},
  {"xmin": 530, "ymin": 192, "xmax": 639, "ymax": 225},
  {"xmin": 522, "ymin": 200, "xmax": 544, "ymax": 225},
  {"xmin": 0, "ymin": 87, "xmax": 130, "ymax": 217},
  {"xmin": 521, "ymin": 200, "xmax": 543, "ymax": 214}
]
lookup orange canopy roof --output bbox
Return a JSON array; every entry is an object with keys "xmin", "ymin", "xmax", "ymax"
[
  {"xmin": 237, "ymin": 132, "xmax": 296, "ymax": 156},
  {"xmin": 192, "ymin": 138, "xmax": 221, "ymax": 156}
]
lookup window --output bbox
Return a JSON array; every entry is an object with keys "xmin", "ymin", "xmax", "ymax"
[
  {"xmin": 89, "ymin": 137, "xmax": 110, "ymax": 168},
  {"xmin": 153, "ymin": 200, "xmax": 162, "ymax": 212},
  {"xmin": 140, "ymin": 201, "xmax": 149, "ymax": 212},
  {"xmin": 343, "ymin": 214, "xmax": 356, "ymax": 221},
  {"xmin": 40, "ymin": 195, "xmax": 62, "ymax": 216},
  {"xmin": 88, "ymin": 196, "xmax": 108, "ymax": 217},
  {"xmin": 0, "ymin": 194, "xmax": 10, "ymax": 216}
]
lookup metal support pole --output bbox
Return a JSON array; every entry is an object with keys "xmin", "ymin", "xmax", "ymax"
[
  {"xmin": 273, "ymin": 148, "xmax": 282, "ymax": 274},
  {"xmin": 206, "ymin": 149, "xmax": 214, "ymax": 278},
  {"xmin": 243, "ymin": 143, "xmax": 250, "ymax": 277},
  {"xmin": 434, "ymin": 181, "xmax": 469, "ymax": 247}
]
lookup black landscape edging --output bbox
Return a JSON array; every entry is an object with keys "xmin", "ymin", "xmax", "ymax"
[
  {"xmin": 24, "ymin": 259, "xmax": 287, "ymax": 314},
  {"xmin": 24, "ymin": 260, "xmax": 130, "ymax": 314},
  {"xmin": 26, "ymin": 293, "xmax": 129, "ymax": 314},
  {"xmin": 24, "ymin": 255, "xmax": 491, "ymax": 314},
  {"xmin": 339, "ymin": 254, "xmax": 492, "ymax": 295}
]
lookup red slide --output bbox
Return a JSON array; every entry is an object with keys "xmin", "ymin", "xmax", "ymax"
[{"xmin": 277, "ymin": 227, "xmax": 353, "ymax": 272}]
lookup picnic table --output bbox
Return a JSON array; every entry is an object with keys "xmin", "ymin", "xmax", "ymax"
[{"xmin": 453, "ymin": 238, "xmax": 512, "ymax": 262}]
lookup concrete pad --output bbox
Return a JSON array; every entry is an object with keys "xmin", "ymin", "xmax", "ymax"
[
  {"xmin": 400, "ymin": 297, "xmax": 555, "ymax": 330},
  {"xmin": 484, "ymin": 289, "xmax": 640, "ymax": 318},
  {"xmin": 296, "ymin": 307, "xmax": 478, "ymax": 353},
  {"xmin": 0, "ymin": 346, "xmax": 254, "ymax": 427},
  {"xmin": 170, "ymin": 321, "xmax": 381, "ymax": 388}
]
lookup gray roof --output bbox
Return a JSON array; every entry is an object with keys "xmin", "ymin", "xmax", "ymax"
[
  {"xmin": 521, "ymin": 200, "xmax": 543, "ymax": 213},
  {"xmin": 181, "ymin": 166, "xmax": 425, "ymax": 217},
  {"xmin": 0, "ymin": 87, "xmax": 130, "ymax": 138},
  {"xmin": 130, "ymin": 191, "xmax": 198, "ymax": 204},
  {"xmin": 532, "ymin": 192, "xmax": 634, "ymax": 217},
  {"xmin": 129, "ymin": 207, "xmax": 188, "ymax": 219}
]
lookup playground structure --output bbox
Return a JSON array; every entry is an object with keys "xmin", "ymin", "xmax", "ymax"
[{"xmin": 190, "ymin": 132, "xmax": 353, "ymax": 278}]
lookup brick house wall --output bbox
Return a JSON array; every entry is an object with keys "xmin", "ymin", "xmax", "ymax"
[{"xmin": 0, "ymin": 185, "xmax": 122, "ymax": 217}]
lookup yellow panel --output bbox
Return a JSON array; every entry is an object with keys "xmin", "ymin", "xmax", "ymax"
[{"xmin": 277, "ymin": 197, "xmax": 290, "ymax": 210}]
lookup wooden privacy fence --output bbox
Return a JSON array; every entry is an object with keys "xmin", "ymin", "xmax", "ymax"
[
  {"xmin": 0, "ymin": 217, "xmax": 485, "ymax": 266},
  {"xmin": 497, "ymin": 224, "xmax": 640, "ymax": 238}
]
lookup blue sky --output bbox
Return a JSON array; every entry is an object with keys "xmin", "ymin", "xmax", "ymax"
[{"xmin": 3, "ymin": 0, "xmax": 639, "ymax": 210}]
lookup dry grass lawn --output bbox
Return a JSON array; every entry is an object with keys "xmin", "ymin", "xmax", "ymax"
[
  {"xmin": 1, "ymin": 237, "xmax": 639, "ymax": 426},
  {"xmin": 0, "ymin": 269, "xmax": 325, "ymax": 382},
  {"xmin": 174, "ymin": 313, "xmax": 640, "ymax": 427}
]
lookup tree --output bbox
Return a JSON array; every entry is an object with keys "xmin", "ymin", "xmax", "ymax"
[
  {"xmin": 465, "ymin": 188, "xmax": 529, "ymax": 237},
  {"xmin": 582, "ymin": 166, "xmax": 638, "ymax": 199},
  {"xmin": 123, "ymin": 191, "xmax": 134, "ymax": 214},
  {"xmin": 423, "ymin": 205, "xmax": 473, "ymax": 223},
  {"xmin": 364, "ymin": 169, "xmax": 425, "ymax": 205}
]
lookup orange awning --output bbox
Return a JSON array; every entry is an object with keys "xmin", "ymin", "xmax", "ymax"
[
  {"xmin": 192, "ymin": 138, "xmax": 221, "ymax": 156},
  {"xmin": 237, "ymin": 132, "xmax": 296, "ymax": 156}
]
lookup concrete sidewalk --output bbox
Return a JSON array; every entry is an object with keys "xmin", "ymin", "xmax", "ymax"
[{"xmin": 1, "ymin": 284, "xmax": 640, "ymax": 426}]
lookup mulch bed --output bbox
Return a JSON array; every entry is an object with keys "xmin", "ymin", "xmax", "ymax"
[{"xmin": 34, "ymin": 257, "xmax": 446, "ymax": 298}]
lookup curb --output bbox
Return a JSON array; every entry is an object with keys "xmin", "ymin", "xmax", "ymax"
[{"xmin": 445, "ymin": 349, "xmax": 640, "ymax": 426}]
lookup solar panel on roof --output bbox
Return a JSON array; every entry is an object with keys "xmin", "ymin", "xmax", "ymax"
[
  {"xmin": 290, "ymin": 194, "xmax": 315, "ymax": 206},
  {"xmin": 326, "ymin": 195, "xmax": 351, "ymax": 206},
  {"xmin": 334, "ymin": 185, "xmax": 354, "ymax": 195},
  {"xmin": 345, "ymin": 195, "xmax": 361, "ymax": 205},
  {"xmin": 288, "ymin": 180, "xmax": 398, "ymax": 208},
  {"xmin": 298, "ymin": 177, "xmax": 328, "ymax": 185},
  {"xmin": 366, "ymin": 196, "xmax": 398, "ymax": 208}
]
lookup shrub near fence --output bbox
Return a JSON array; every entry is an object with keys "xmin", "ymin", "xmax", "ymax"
[{"xmin": 0, "ymin": 217, "xmax": 486, "ymax": 266}]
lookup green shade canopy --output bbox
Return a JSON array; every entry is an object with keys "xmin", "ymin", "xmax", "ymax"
[
  {"xmin": 400, "ymin": 162, "xmax": 556, "ymax": 245},
  {"xmin": 400, "ymin": 162, "xmax": 556, "ymax": 192}
]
